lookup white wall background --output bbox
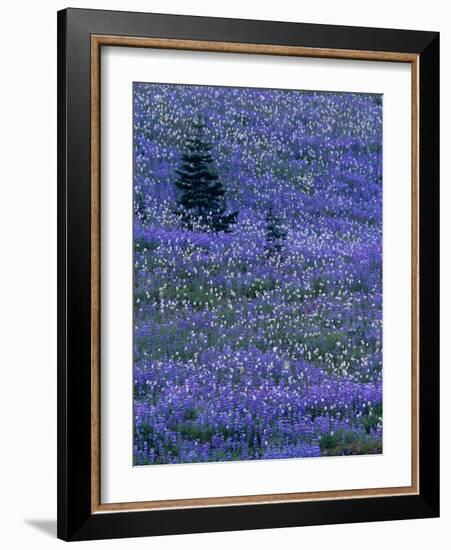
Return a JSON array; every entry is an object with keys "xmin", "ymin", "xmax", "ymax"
[{"xmin": 0, "ymin": 0, "xmax": 448, "ymax": 547}]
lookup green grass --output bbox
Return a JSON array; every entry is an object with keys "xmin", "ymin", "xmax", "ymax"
[{"xmin": 319, "ymin": 429, "xmax": 382, "ymax": 456}]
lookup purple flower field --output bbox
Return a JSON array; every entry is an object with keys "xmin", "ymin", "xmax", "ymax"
[{"xmin": 133, "ymin": 83, "xmax": 383, "ymax": 465}]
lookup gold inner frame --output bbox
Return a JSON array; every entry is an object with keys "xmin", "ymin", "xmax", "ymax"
[{"xmin": 90, "ymin": 35, "xmax": 420, "ymax": 514}]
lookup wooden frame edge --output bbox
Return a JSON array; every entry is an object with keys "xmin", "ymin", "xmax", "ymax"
[
  {"xmin": 95, "ymin": 485, "xmax": 419, "ymax": 513},
  {"xmin": 91, "ymin": 35, "xmax": 101, "ymax": 513},
  {"xmin": 91, "ymin": 34, "xmax": 418, "ymax": 62},
  {"xmin": 411, "ymin": 55, "xmax": 420, "ymax": 496},
  {"xmin": 90, "ymin": 34, "xmax": 420, "ymax": 515}
]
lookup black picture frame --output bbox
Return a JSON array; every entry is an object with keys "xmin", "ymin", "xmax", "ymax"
[{"xmin": 57, "ymin": 7, "xmax": 439, "ymax": 541}]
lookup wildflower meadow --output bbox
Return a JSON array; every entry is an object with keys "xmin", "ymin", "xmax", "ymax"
[{"xmin": 133, "ymin": 83, "xmax": 383, "ymax": 465}]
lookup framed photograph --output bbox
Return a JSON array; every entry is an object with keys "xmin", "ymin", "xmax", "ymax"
[{"xmin": 57, "ymin": 8, "xmax": 439, "ymax": 541}]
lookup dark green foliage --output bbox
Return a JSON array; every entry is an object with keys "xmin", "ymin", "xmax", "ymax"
[
  {"xmin": 174, "ymin": 116, "xmax": 238, "ymax": 232},
  {"xmin": 319, "ymin": 429, "xmax": 382, "ymax": 456},
  {"xmin": 134, "ymin": 188, "xmax": 149, "ymax": 224},
  {"xmin": 361, "ymin": 403, "xmax": 383, "ymax": 434},
  {"xmin": 264, "ymin": 205, "xmax": 287, "ymax": 256}
]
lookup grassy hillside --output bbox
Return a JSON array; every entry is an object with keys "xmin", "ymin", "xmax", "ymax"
[{"xmin": 133, "ymin": 83, "xmax": 383, "ymax": 465}]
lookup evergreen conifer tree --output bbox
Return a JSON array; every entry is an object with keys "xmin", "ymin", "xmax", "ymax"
[
  {"xmin": 264, "ymin": 205, "xmax": 287, "ymax": 257},
  {"xmin": 173, "ymin": 116, "xmax": 238, "ymax": 232}
]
